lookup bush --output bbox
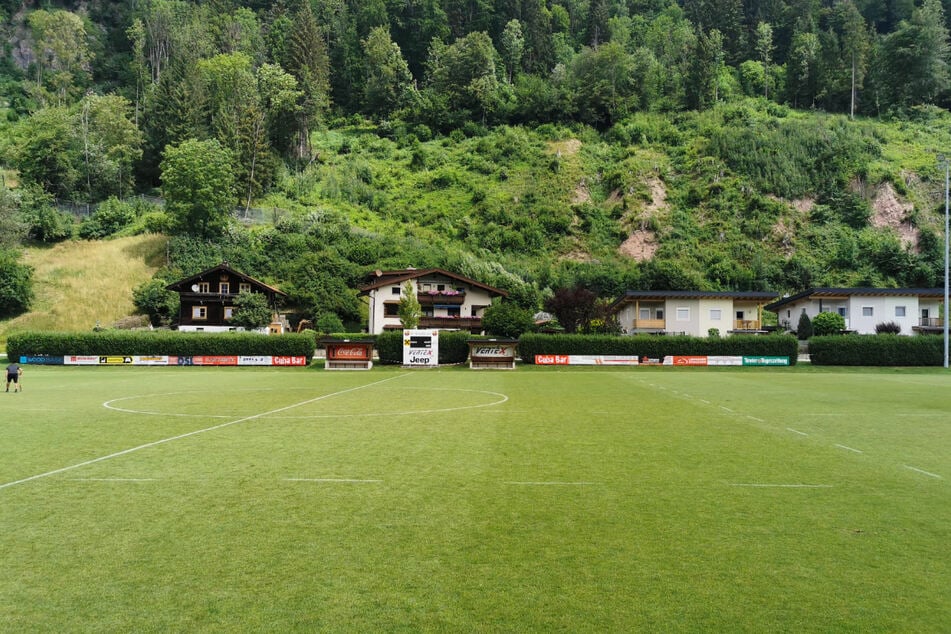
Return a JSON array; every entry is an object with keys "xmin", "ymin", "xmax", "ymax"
[
  {"xmin": 812, "ymin": 311, "xmax": 846, "ymax": 336},
  {"xmin": 875, "ymin": 321, "xmax": 902, "ymax": 334},
  {"xmin": 482, "ymin": 301, "xmax": 534, "ymax": 338},
  {"xmin": 132, "ymin": 278, "xmax": 180, "ymax": 326},
  {"xmin": 316, "ymin": 312, "xmax": 345, "ymax": 334},
  {"xmin": 78, "ymin": 197, "xmax": 137, "ymax": 239},
  {"xmin": 6, "ymin": 331, "xmax": 316, "ymax": 360},
  {"xmin": 796, "ymin": 312, "xmax": 813, "ymax": 340},
  {"xmin": 809, "ymin": 334, "xmax": 943, "ymax": 366},
  {"xmin": 517, "ymin": 334, "xmax": 798, "ymax": 363},
  {"xmin": 0, "ymin": 250, "xmax": 33, "ymax": 318}
]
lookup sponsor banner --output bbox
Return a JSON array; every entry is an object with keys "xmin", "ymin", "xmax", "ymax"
[
  {"xmin": 20, "ymin": 355, "xmax": 65, "ymax": 365},
  {"xmin": 706, "ymin": 356, "xmax": 744, "ymax": 366},
  {"xmin": 403, "ymin": 329, "xmax": 439, "ymax": 367},
  {"xmin": 327, "ymin": 344, "xmax": 372, "ymax": 361},
  {"xmin": 743, "ymin": 356, "xmax": 790, "ymax": 366},
  {"xmin": 671, "ymin": 356, "xmax": 708, "ymax": 366},
  {"xmin": 99, "ymin": 356, "xmax": 134, "ymax": 365},
  {"xmin": 535, "ymin": 355, "xmax": 640, "ymax": 366},
  {"xmin": 470, "ymin": 344, "xmax": 516, "ymax": 359},
  {"xmin": 134, "ymin": 356, "xmax": 170, "ymax": 366},
  {"xmin": 65, "ymin": 355, "xmax": 101, "ymax": 365},
  {"xmin": 238, "ymin": 356, "xmax": 273, "ymax": 366},
  {"xmin": 192, "ymin": 356, "xmax": 239, "ymax": 366},
  {"xmin": 272, "ymin": 356, "xmax": 308, "ymax": 366}
]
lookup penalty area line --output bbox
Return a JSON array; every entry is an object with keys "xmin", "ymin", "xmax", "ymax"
[
  {"xmin": 0, "ymin": 374, "xmax": 407, "ymax": 492},
  {"xmin": 904, "ymin": 465, "xmax": 942, "ymax": 479}
]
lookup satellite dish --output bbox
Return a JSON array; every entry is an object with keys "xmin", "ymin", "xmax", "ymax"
[{"xmin": 191, "ymin": 284, "xmax": 199, "ymax": 292}]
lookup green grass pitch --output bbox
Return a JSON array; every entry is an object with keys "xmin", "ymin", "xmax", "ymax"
[{"xmin": 2, "ymin": 365, "xmax": 950, "ymax": 632}]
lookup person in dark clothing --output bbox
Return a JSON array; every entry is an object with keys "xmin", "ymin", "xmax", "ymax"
[{"xmin": 6, "ymin": 362, "xmax": 22, "ymax": 392}]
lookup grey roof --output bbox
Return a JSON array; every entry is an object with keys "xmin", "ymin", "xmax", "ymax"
[
  {"xmin": 611, "ymin": 290, "xmax": 778, "ymax": 311},
  {"xmin": 765, "ymin": 287, "xmax": 944, "ymax": 311}
]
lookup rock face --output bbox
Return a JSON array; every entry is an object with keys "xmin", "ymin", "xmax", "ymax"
[{"xmin": 871, "ymin": 182, "xmax": 919, "ymax": 251}]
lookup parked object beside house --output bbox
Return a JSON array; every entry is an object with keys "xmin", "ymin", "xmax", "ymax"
[
  {"xmin": 766, "ymin": 288, "xmax": 945, "ymax": 335},
  {"xmin": 360, "ymin": 268, "xmax": 508, "ymax": 334},
  {"xmin": 610, "ymin": 291, "xmax": 779, "ymax": 337},
  {"xmin": 166, "ymin": 262, "xmax": 287, "ymax": 333}
]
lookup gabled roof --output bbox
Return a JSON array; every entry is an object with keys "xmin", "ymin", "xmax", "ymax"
[
  {"xmin": 166, "ymin": 262, "xmax": 286, "ymax": 296},
  {"xmin": 765, "ymin": 287, "xmax": 944, "ymax": 311},
  {"xmin": 359, "ymin": 267, "xmax": 508, "ymax": 297},
  {"xmin": 611, "ymin": 290, "xmax": 778, "ymax": 311}
]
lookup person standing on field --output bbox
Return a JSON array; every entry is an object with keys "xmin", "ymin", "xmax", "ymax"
[{"xmin": 6, "ymin": 362, "xmax": 22, "ymax": 392}]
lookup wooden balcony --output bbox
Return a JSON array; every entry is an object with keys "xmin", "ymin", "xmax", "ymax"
[
  {"xmin": 733, "ymin": 320, "xmax": 762, "ymax": 330},
  {"xmin": 632, "ymin": 319, "xmax": 666, "ymax": 330},
  {"xmin": 419, "ymin": 317, "xmax": 482, "ymax": 331},
  {"xmin": 914, "ymin": 318, "xmax": 946, "ymax": 332},
  {"xmin": 417, "ymin": 292, "xmax": 465, "ymax": 305}
]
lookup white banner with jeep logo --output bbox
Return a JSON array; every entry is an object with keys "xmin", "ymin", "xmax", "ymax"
[{"xmin": 403, "ymin": 330, "xmax": 439, "ymax": 367}]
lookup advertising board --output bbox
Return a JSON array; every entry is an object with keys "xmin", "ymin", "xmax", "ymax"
[{"xmin": 403, "ymin": 330, "xmax": 439, "ymax": 367}]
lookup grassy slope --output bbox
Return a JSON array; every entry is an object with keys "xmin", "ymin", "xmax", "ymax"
[{"xmin": 0, "ymin": 234, "xmax": 167, "ymax": 346}]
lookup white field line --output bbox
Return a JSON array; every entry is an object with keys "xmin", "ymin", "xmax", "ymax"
[
  {"xmin": 904, "ymin": 466, "xmax": 942, "ymax": 479},
  {"xmin": 787, "ymin": 428, "xmax": 809, "ymax": 436},
  {"xmin": 285, "ymin": 478, "xmax": 382, "ymax": 483},
  {"xmin": 835, "ymin": 444, "xmax": 863, "ymax": 454},
  {"xmin": 0, "ymin": 374, "xmax": 407, "ymax": 492},
  {"xmin": 728, "ymin": 483, "xmax": 834, "ymax": 488},
  {"xmin": 69, "ymin": 478, "xmax": 157, "ymax": 482},
  {"xmin": 720, "ymin": 406, "xmax": 734, "ymax": 413},
  {"xmin": 505, "ymin": 481, "xmax": 597, "ymax": 486},
  {"xmin": 747, "ymin": 415, "xmax": 764, "ymax": 423}
]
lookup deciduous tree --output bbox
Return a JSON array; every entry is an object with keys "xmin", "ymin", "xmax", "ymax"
[{"xmin": 160, "ymin": 138, "xmax": 236, "ymax": 238}]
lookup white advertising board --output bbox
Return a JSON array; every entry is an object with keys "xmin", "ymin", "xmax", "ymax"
[{"xmin": 403, "ymin": 329, "xmax": 439, "ymax": 367}]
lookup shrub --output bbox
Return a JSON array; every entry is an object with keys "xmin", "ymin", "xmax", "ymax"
[
  {"xmin": 0, "ymin": 249, "xmax": 33, "ymax": 318},
  {"xmin": 809, "ymin": 335, "xmax": 942, "ymax": 366},
  {"xmin": 812, "ymin": 311, "xmax": 846, "ymax": 336},
  {"xmin": 6, "ymin": 331, "xmax": 316, "ymax": 360},
  {"xmin": 230, "ymin": 292, "xmax": 274, "ymax": 330},
  {"xmin": 78, "ymin": 197, "xmax": 136, "ymax": 239},
  {"xmin": 316, "ymin": 312, "xmax": 345, "ymax": 334},
  {"xmin": 482, "ymin": 301, "xmax": 534, "ymax": 339},
  {"xmin": 132, "ymin": 278, "xmax": 179, "ymax": 326},
  {"xmin": 875, "ymin": 321, "xmax": 902, "ymax": 334},
  {"xmin": 796, "ymin": 311, "xmax": 813, "ymax": 340}
]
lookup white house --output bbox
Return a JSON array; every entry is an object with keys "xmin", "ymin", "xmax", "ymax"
[
  {"xmin": 765, "ymin": 288, "xmax": 945, "ymax": 335},
  {"xmin": 359, "ymin": 268, "xmax": 508, "ymax": 334},
  {"xmin": 609, "ymin": 291, "xmax": 779, "ymax": 336}
]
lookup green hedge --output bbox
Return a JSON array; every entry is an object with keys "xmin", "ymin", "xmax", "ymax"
[
  {"xmin": 518, "ymin": 334, "xmax": 798, "ymax": 364},
  {"xmin": 809, "ymin": 334, "xmax": 943, "ymax": 366},
  {"xmin": 6, "ymin": 331, "xmax": 317, "ymax": 360},
  {"xmin": 374, "ymin": 330, "xmax": 481, "ymax": 365}
]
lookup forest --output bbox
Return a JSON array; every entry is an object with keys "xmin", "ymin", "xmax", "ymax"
[{"xmin": 1, "ymin": 0, "xmax": 950, "ymax": 329}]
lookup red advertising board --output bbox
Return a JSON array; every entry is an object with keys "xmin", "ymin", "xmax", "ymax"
[
  {"xmin": 535, "ymin": 355, "xmax": 571, "ymax": 365},
  {"xmin": 272, "ymin": 356, "xmax": 308, "ymax": 366},
  {"xmin": 193, "ymin": 356, "xmax": 239, "ymax": 366},
  {"xmin": 672, "ymin": 356, "xmax": 708, "ymax": 366},
  {"xmin": 327, "ymin": 344, "xmax": 372, "ymax": 361}
]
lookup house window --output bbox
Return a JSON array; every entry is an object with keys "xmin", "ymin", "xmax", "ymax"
[
  {"xmin": 787, "ymin": 310, "xmax": 791, "ymax": 318},
  {"xmin": 640, "ymin": 308, "xmax": 650, "ymax": 320},
  {"xmin": 384, "ymin": 303, "xmax": 399, "ymax": 317},
  {"xmin": 239, "ymin": 283, "xmax": 251, "ymax": 293},
  {"xmin": 224, "ymin": 306, "xmax": 234, "ymax": 319},
  {"xmin": 862, "ymin": 306, "xmax": 874, "ymax": 317},
  {"xmin": 676, "ymin": 307, "xmax": 689, "ymax": 321},
  {"xmin": 437, "ymin": 284, "xmax": 445, "ymax": 291},
  {"xmin": 447, "ymin": 306, "xmax": 461, "ymax": 317},
  {"xmin": 192, "ymin": 306, "xmax": 207, "ymax": 320},
  {"xmin": 710, "ymin": 309, "xmax": 722, "ymax": 320},
  {"xmin": 735, "ymin": 310, "xmax": 745, "ymax": 320},
  {"xmin": 656, "ymin": 309, "xmax": 664, "ymax": 320},
  {"xmin": 197, "ymin": 282, "xmax": 210, "ymax": 293},
  {"xmin": 391, "ymin": 286, "xmax": 401, "ymax": 295},
  {"xmin": 895, "ymin": 306, "xmax": 906, "ymax": 317},
  {"xmin": 838, "ymin": 307, "xmax": 847, "ymax": 317},
  {"xmin": 220, "ymin": 282, "xmax": 230, "ymax": 294}
]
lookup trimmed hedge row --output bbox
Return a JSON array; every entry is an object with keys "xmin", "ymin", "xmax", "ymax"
[
  {"xmin": 374, "ymin": 330, "xmax": 478, "ymax": 365},
  {"xmin": 809, "ymin": 334, "xmax": 944, "ymax": 366},
  {"xmin": 518, "ymin": 333, "xmax": 799, "ymax": 363},
  {"xmin": 6, "ymin": 330, "xmax": 317, "ymax": 360}
]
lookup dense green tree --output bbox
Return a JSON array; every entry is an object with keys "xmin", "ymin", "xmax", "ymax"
[
  {"xmin": 755, "ymin": 21, "xmax": 776, "ymax": 99},
  {"xmin": 160, "ymin": 138, "xmax": 237, "ymax": 238},
  {"xmin": 481, "ymin": 299, "xmax": 534, "ymax": 337},
  {"xmin": 284, "ymin": 5, "xmax": 331, "ymax": 160},
  {"xmin": 0, "ymin": 188, "xmax": 28, "ymax": 249},
  {"xmin": 425, "ymin": 31, "xmax": 504, "ymax": 126},
  {"xmin": 812, "ymin": 310, "xmax": 846, "ymax": 335},
  {"xmin": 362, "ymin": 26, "xmax": 415, "ymax": 117},
  {"xmin": 133, "ymin": 277, "xmax": 180, "ymax": 326},
  {"xmin": 571, "ymin": 42, "xmax": 641, "ymax": 126},
  {"xmin": 398, "ymin": 280, "xmax": 422, "ymax": 328},
  {"xmin": 837, "ymin": 0, "xmax": 871, "ymax": 118},
  {"xmin": 875, "ymin": 0, "xmax": 950, "ymax": 111},
  {"xmin": 0, "ymin": 250, "xmax": 33, "ymax": 318},
  {"xmin": 28, "ymin": 8, "xmax": 93, "ymax": 105},
  {"xmin": 686, "ymin": 28, "xmax": 724, "ymax": 110},
  {"xmin": 230, "ymin": 290, "xmax": 274, "ymax": 329},
  {"xmin": 499, "ymin": 19, "xmax": 525, "ymax": 83}
]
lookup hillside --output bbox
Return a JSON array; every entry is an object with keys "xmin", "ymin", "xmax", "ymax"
[{"xmin": 0, "ymin": 235, "xmax": 166, "ymax": 345}]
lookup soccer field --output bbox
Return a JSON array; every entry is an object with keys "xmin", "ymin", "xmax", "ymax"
[{"xmin": 2, "ymin": 365, "xmax": 950, "ymax": 632}]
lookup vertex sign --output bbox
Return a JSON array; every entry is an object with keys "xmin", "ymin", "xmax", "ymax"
[{"xmin": 471, "ymin": 344, "xmax": 515, "ymax": 358}]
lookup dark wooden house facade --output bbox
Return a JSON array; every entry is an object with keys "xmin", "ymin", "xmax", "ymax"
[{"xmin": 166, "ymin": 263, "xmax": 287, "ymax": 332}]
